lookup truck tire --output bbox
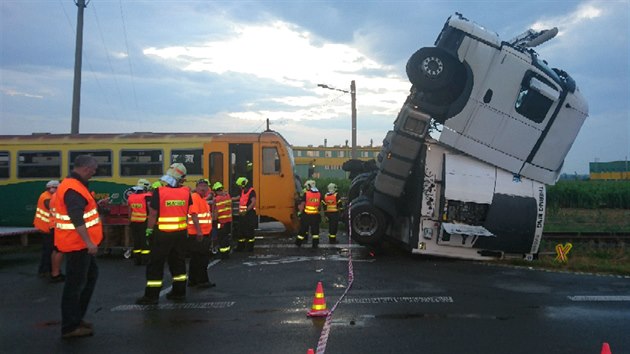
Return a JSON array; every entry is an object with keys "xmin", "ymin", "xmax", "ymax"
[
  {"xmin": 348, "ymin": 172, "xmax": 374, "ymax": 203},
  {"xmin": 349, "ymin": 199, "xmax": 386, "ymax": 246},
  {"xmin": 406, "ymin": 47, "xmax": 463, "ymax": 91}
]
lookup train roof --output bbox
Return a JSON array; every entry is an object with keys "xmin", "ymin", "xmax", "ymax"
[{"xmin": 0, "ymin": 131, "xmax": 284, "ymax": 143}]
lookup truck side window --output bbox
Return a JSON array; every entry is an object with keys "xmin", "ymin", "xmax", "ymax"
[{"xmin": 515, "ymin": 75, "xmax": 559, "ymax": 124}]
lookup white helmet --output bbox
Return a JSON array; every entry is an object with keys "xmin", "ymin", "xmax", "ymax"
[
  {"xmin": 167, "ymin": 163, "xmax": 187, "ymax": 180},
  {"xmin": 46, "ymin": 180, "xmax": 60, "ymax": 189},
  {"xmin": 327, "ymin": 183, "xmax": 337, "ymax": 193},
  {"xmin": 304, "ymin": 180, "xmax": 316, "ymax": 190}
]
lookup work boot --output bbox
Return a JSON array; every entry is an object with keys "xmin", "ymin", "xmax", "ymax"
[
  {"xmin": 246, "ymin": 242, "xmax": 254, "ymax": 252},
  {"xmin": 49, "ymin": 273, "xmax": 66, "ymax": 283},
  {"xmin": 329, "ymin": 235, "xmax": 337, "ymax": 244},
  {"xmin": 295, "ymin": 236, "xmax": 304, "ymax": 247},
  {"xmin": 166, "ymin": 291, "xmax": 186, "ymax": 302},
  {"xmin": 312, "ymin": 238, "xmax": 319, "ymax": 248},
  {"xmin": 62, "ymin": 326, "xmax": 93, "ymax": 339}
]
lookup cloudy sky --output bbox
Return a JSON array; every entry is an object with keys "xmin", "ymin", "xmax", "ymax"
[{"xmin": 1, "ymin": 0, "xmax": 628, "ymax": 174}]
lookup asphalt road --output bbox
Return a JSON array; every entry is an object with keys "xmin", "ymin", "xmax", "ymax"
[{"xmin": 1, "ymin": 231, "xmax": 629, "ymax": 354}]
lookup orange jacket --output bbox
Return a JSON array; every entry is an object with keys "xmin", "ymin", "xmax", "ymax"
[
  {"xmin": 239, "ymin": 188, "xmax": 255, "ymax": 213},
  {"xmin": 304, "ymin": 190, "xmax": 321, "ymax": 215},
  {"xmin": 215, "ymin": 193, "xmax": 233, "ymax": 224},
  {"xmin": 33, "ymin": 190, "xmax": 53, "ymax": 232},
  {"xmin": 49, "ymin": 193, "xmax": 57, "ymax": 229},
  {"xmin": 187, "ymin": 192, "xmax": 212, "ymax": 236},
  {"xmin": 324, "ymin": 193, "xmax": 339, "ymax": 213},
  {"xmin": 54, "ymin": 178, "xmax": 103, "ymax": 252},
  {"xmin": 128, "ymin": 192, "xmax": 151, "ymax": 223},
  {"xmin": 156, "ymin": 187, "xmax": 191, "ymax": 232}
]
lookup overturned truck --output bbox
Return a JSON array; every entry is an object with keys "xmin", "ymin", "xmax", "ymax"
[{"xmin": 348, "ymin": 13, "xmax": 588, "ymax": 260}]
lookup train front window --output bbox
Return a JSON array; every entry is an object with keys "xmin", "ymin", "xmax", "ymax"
[
  {"xmin": 171, "ymin": 149, "xmax": 202, "ymax": 175},
  {"xmin": 69, "ymin": 150, "xmax": 112, "ymax": 177},
  {"xmin": 0, "ymin": 151, "xmax": 8, "ymax": 179},
  {"xmin": 17, "ymin": 151, "xmax": 61, "ymax": 178},
  {"xmin": 120, "ymin": 149, "xmax": 163, "ymax": 176},
  {"xmin": 262, "ymin": 147, "xmax": 280, "ymax": 174}
]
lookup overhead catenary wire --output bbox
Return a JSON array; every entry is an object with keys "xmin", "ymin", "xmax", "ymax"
[{"xmin": 118, "ymin": 0, "xmax": 140, "ymax": 121}]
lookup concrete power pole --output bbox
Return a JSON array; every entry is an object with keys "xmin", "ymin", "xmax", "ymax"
[
  {"xmin": 71, "ymin": 0, "xmax": 88, "ymax": 134},
  {"xmin": 351, "ymin": 80, "xmax": 357, "ymax": 159}
]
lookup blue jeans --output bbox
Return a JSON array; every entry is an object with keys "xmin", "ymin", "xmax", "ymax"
[{"xmin": 61, "ymin": 250, "xmax": 98, "ymax": 334}]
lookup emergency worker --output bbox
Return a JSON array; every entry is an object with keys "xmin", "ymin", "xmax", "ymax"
[
  {"xmin": 48, "ymin": 188, "xmax": 65, "ymax": 282},
  {"xmin": 323, "ymin": 183, "xmax": 342, "ymax": 244},
  {"xmin": 186, "ymin": 179, "xmax": 215, "ymax": 288},
  {"xmin": 296, "ymin": 180, "xmax": 323, "ymax": 248},
  {"xmin": 54, "ymin": 155, "xmax": 102, "ymax": 338},
  {"xmin": 213, "ymin": 182, "xmax": 233, "ymax": 259},
  {"xmin": 128, "ymin": 179, "xmax": 152, "ymax": 265},
  {"xmin": 233, "ymin": 177, "xmax": 256, "ymax": 252},
  {"xmin": 136, "ymin": 163, "xmax": 192, "ymax": 305},
  {"xmin": 34, "ymin": 180, "xmax": 65, "ymax": 282}
]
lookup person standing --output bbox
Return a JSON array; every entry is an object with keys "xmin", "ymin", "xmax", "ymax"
[
  {"xmin": 234, "ymin": 177, "xmax": 256, "ymax": 252},
  {"xmin": 127, "ymin": 180, "xmax": 152, "ymax": 265},
  {"xmin": 136, "ymin": 163, "xmax": 192, "ymax": 305},
  {"xmin": 212, "ymin": 182, "xmax": 233, "ymax": 259},
  {"xmin": 295, "ymin": 180, "xmax": 323, "ymax": 248},
  {"xmin": 54, "ymin": 155, "xmax": 102, "ymax": 338},
  {"xmin": 34, "ymin": 180, "xmax": 64, "ymax": 281},
  {"xmin": 323, "ymin": 183, "xmax": 342, "ymax": 244},
  {"xmin": 186, "ymin": 179, "xmax": 215, "ymax": 288}
]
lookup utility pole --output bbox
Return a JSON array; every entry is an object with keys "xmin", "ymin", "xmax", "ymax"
[
  {"xmin": 350, "ymin": 80, "xmax": 357, "ymax": 159},
  {"xmin": 71, "ymin": 0, "xmax": 88, "ymax": 134}
]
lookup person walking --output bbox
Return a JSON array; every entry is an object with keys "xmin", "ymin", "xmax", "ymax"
[
  {"xmin": 186, "ymin": 179, "xmax": 215, "ymax": 288},
  {"xmin": 323, "ymin": 183, "xmax": 342, "ymax": 244},
  {"xmin": 295, "ymin": 180, "xmax": 323, "ymax": 248},
  {"xmin": 54, "ymin": 155, "xmax": 102, "ymax": 338},
  {"xmin": 234, "ymin": 177, "xmax": 256, "ymax": 252},
  {"xmin": 34, "ymin": 180, "xmax": 59, "ymax": 279},
  {"xmin": 136, "ymin": 163, "xmax": 192, "ymax": 305},
  {"xmin": 212, "ymin": 182, "xmax": 233, "ymax": 259},
  {"xmin": 128, "ymin": 179, "xmax": 152, "ymax": 265}
]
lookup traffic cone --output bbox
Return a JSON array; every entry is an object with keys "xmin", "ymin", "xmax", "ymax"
[
  {"xmin": 307, "ymin": 281, "xmax": 330, "ymax": 317},
  {"xmin": 601, "ymin": 342, "xmax": 611, "ymax": 354},
  {"xmin": 307, "ymin": 349, "xmax": 314, "ymax": 354}
]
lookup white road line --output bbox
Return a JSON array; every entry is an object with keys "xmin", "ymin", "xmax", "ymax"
[
  {"xmin": 568, "ymin": 295, "xmax": 630, "ymax": 302},
  {"xmin": 256, "ymin": 244, "xmax": 365, "ymax": 249},
  {"xmin": 243, "ymin": 255, "xmax": 375, "ymax": 266},
  {"xmin": 342, "ymin": 296, "xmax": 455, "ymax": 304},
  {"xmin": 111, "ymin": 301, "xmax": 236, "ymax": 312},
  {"xmin": 207, "ymin": 259, "xmax": 221, "ymax": 269}
]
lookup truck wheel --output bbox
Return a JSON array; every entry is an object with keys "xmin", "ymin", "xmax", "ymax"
[
  {"xmin": 349, "ymin": 200, "xmax": 386, "ymax": 246},
  {"xmin": 406, "ymin": 47, "xmax": 462, "ymax": 91}
]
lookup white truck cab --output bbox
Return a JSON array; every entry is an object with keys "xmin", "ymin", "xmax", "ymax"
[{"xmin": 347, "ymin": 14, "xmax": 588, "ymax": 260}]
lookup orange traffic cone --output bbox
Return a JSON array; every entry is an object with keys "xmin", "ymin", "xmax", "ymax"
[
  {"xmin": 307, "ymin": 281, "xmax": 330, "ymax": 317},
  {"xmin": 601, "ymin": 342, "xmax": 611, "ymax": 354},
  {"xmin": 306, "ymin": 349, "xmax": 314, "ymax": 354}
]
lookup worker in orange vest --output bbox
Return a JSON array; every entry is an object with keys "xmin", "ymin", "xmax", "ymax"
[
  {"xmin": 127, "ymin": 179, "xmax": 152, "ymax": 265},
  {"xmin": 296, "ymin": 180, "xmax": 323, "ymax": 248},
  {"xmin": 212, "ymin": 182, "xmax": 233, "ymax": 259},
  {"xmin": 54, "ymin": 155, "xmax": 102, "ymax": 338},
  {"xmin": 233, "ymin": 177, "xmax": 256, "ymax": 252},
  {"xmin": 136, "ymin": 163, "xmax": 193, "ymax": 305},
  {"xmin": 186, "ymin": 179, "xmax": 215, "ymax": 288},
  {"xmin": 34, "ymin": 179, "xmax": 64, "ymax": 282},
  {"xmin": 323, "ymin": 183, "xmax": 342, "ymax": 244}
]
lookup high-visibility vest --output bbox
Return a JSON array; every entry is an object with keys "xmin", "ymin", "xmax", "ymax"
[
  {"xmin": 304, "ymin": 190, "xmax": 321, "ymax": 215},
  {"xmin": 215, "ymin": 194, "xmax": 233, "ymax": 224},
  {"xmin": 324, "ymin": 192, "xmax": 339, "ymax": 213},
  {"xmin": 54, "ymin": 178, "xmax": 103, "ymax": 252},
  {"xmin": 156, "ymin": 186, "xmax": 190, "ymax": 232},
  {"xmin": 48, "ymin": 193, "xmax": 57, "ymax": 229},
  {"xmin": 239, "ymin": 188, "xmax": 255, "ymax": 213},
  {"xmin": 128, "ymin": 192, "xmax": 150, "ymax": 223},
  {"xmin": 33, "ymin": 190, "xmax": 53, "ymax": 232},
  {"xmin": 187, "ymin": 192, "xmax": 212, "ymax": 235}
]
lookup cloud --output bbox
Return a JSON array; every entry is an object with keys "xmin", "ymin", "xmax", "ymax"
[{"xmin": 1, "ymin": 88, "xmax": 44, "ymax": 99}]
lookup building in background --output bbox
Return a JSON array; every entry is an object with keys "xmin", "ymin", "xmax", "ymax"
[
  {"xmin": 589, "ymin": 160, "xmax": 630, "ymax": 180},
  {"xmin": 292, "ymin": 142, "xmax": 380, "ymax": 180}
]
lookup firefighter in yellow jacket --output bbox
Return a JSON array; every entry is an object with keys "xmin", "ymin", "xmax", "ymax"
[
  {"xmin": 127, "ymin": 179, "xmax": 152, "ymax": 265},
  {"xmin": 234, "ymin": 177, "xmax": 256, "ymax": 252},
  {"xmin": 295, "ymin": 180, "xmax": 323, "ymax": 248},
  {"xmin": 136, "ymin": 163, "xmax": 194, "ymax": 305},
  {"xmin": 213, "ymin": 182, "xmax": 233, "ymax": 259},
  {"xmin": 323, "ymin": 183, "xmax": 342, "ymax": 244}
]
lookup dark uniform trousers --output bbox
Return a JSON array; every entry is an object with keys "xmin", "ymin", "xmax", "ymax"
[
  {"xmin": 144, "ymin": 229, "xmax": 188, "ymax": 298},
  {"xmin": 237, "ymin": 210, "xmax": 256, "ymax": 251},
  {"xmin": 217, "ymin": 221, "xmax": 232, "ymax": 257},
  {"xmin": 298, "ymin": 213, "xmax": 320, "ymax": 243},
  {"xmin": 326, "ymin": 212, "xmax": 340, "ymax": 237},
  {"xmin": 186, "ymin": 235, "xmax": 211, "ymax": 285},
  {"xmin": 130, "ymin": 221, "xmax": 149, "ymax": 264}
]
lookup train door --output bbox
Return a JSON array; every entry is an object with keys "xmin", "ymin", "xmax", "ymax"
[{"xmin": 228, "ymin": 144, "xmax": 254, "ymax": 198}]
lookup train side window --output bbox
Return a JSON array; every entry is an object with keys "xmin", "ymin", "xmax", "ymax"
[
  {"xmin": 171, "ymin": 149, "xmax": 202, "ymax": 175},
  {"xmin": 0, "ymin": 151, "xmax": 9, "ymax": 178},
  {"xmin": 515, "ymin": 75, "xmax": 559, "ymax": 124},
  {"xmin": 120, "ymin": 149, "xmax": 163, "ymax": 176},
  {"xmin": 262, "ymin": 147, "xmax": 280, "ymax": 174},
  {"xmin": 209, "ymin": 152, "xmax": 223, "ymax": 185},
  {"xmin": 17, "ymin": 151, "xmax": 61, "ymax": 178},
  {"xmin": 69, "ymin": 150, "xmax": 113, "ymax": 177}
]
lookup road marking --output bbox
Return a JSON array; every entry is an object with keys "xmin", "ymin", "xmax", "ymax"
[
  {"xmin": 342, "ymin": 296, "xmax": 454, "ymax": 304},
  {"xmin": 111, "ymin": 301, "xmax": 236, "ymax": 312},
  {"xmin": 256, "ymin": 244, "xmax": 364, "ymax": 249},
  {"xmin": 568, "ymin": 295, "xmax": 630, "ymax": 302},
  {"xmin": 243, "ymin": 255, "xmax": 375, "ymax": 266},
  {"xmin": 207, "ymin": 259, "xmax": 221, "ymax": 269}
]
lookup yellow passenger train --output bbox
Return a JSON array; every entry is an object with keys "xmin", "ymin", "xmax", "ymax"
[{"xmin": 0, "ymin": 130, "xmax": 301, "ymax": 234}]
